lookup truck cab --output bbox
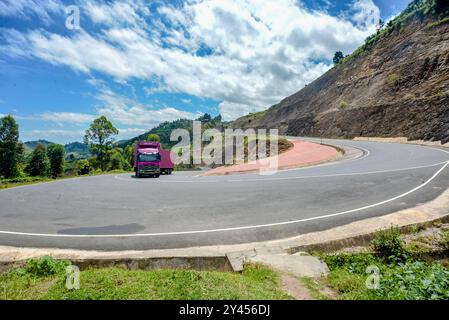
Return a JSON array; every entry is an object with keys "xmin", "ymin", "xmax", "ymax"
[
  {"xmin": 134, "ymin": 142, "xmax": 161, "ymax": 178},
  {"xmin": 134, "ymin": 141, "xmax": 175, "ymax": 178}
]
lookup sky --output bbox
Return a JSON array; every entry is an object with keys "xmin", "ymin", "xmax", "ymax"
[{"xmin": 0, "ymin": 0, "xmax": 411, "ymax": 143}]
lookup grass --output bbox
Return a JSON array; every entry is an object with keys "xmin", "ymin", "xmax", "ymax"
[
  {"xmin": 0, "ymin": 170, "xmax": 133, "ymax": 190},
  {"xmin": 237, "ymin": 110, "xmax": 269, "ymax": 124},
  {"xmin": 319, "ymin": 226, "xmax": 449, "ymax": 300},
  {"xmin": 427, "ymin": 16, "xmax": 449, "ymax": 28},
  {"xmin": 299, "ymin": 277, "xmax": 333, "ymax": 300},
  {"xmin": 0, "ymin": 261, "xmax": 292, "ymax": 300}
]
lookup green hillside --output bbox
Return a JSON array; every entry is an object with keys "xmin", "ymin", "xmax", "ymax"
[
  {"xmin": 24, "ymin": 140, "xmax": 90, "ymax": 160},
  {"xmin": 23, "ymin": 140, "xmax": 54, "ymax": 154},
  {"xmin": 117, "ymin": 114, "xmax": 226, "ymax": 149}
]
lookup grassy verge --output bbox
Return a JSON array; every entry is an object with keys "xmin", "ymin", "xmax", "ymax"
[
  {"xmin": 0, "ymin": 170, "xmax": 132, "ymax": 190},
  {"xmin": 0, "ymin": 258, "xmax": 292, "ymax": 300},
  {"xmin": 316, "ymin": 225, "xmax": 449, "ymax": 300}
]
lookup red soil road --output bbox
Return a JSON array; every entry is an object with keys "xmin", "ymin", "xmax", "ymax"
[{"xmin": 204, "ymin": 140, "xmax": 339, "ymax": 176}]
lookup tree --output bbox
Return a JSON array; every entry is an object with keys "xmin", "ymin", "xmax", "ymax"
[
  {"xmin": 0, "ymin": 115, "xmax": 23, "ymax": 178},
  {"xmin": 47, "ymin": 144, "xmax": 65, "ymax": 177},
  {"xmin": 197, "ymin": 113, "xmax": 212, "ymax": 122},
  {"xmin": 377, "ymin": 18, "xmax": 385, "ymax": 31},
  {"xmin": 213, "ymin": 114, "xmax": 222, "ymax": 123},
  {"xmin": 333, "ymin": 51, "xmax": 344, "ymax": 65},
  {"xmin": 83, "ymin": 116, "xmax": 118, "ymax": 171},
  {"xmin": 124, "ymin": 142, "xmax": 136, "ymax": 168},
  {"xmin": 147, "ymin": 134, "xmax": 161, "ymax": 142},
  {"xmin": 109, "ymin": 148, "xmax": 131, "ymax": 171},
  {"xmin": 26, "ymin": 144, "xmax": 50, "ymax": 176}
]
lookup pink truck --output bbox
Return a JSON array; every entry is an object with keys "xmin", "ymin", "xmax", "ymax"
[{"xmin": 134, "ymin": 141, "xmax": 174, "ymax": 178}]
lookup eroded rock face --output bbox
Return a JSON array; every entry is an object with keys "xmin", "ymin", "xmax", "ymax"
[{"xmin": 232, "ymin": 15, "xmax": 449, "ymax": 143}]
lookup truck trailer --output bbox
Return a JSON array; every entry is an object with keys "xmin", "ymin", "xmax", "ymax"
[{"xmin": 134, "ymin": 141, "xmax": 175, "ymax": 178}]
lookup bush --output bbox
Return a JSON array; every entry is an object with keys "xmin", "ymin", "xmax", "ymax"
[
  {"xmin": 333, "ymin": 51, "xmax": 344, "ymax": 65},
  {"xmin": 76, "ymin": 159, "xmax": 92, "ymax": 175},
  {"xmin": 324, "ymin": 253, "xmax": 378, "ymax": 274},
  {"xmin": 388, "ymin": 73, "xmax": 400, "ymax": 86},
  {"xmin": 108, "ymin": 148, "xmax": 130, "ymax": 171},
  {"xmin": 23, "ymin": 256, "xmax": 70, "ymax": 277},
  {"xmin": 339, "ymin": 100, "xmax": 348, "ymax": 109},
  {"xmin": 372, "ymin": 227, "xmax": 407, "ymax": 262}
]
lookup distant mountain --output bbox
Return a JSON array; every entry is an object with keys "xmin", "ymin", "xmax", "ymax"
[
  {"xmin": 232, "ymin": 0, "xmax": 449, "ymax": 143},
  {"xmin": 64, "ymin": 141, "xmax": 89, "ymax": 154},
  {"xmin": 23, "ymin": 140, "xmax": 54, "ymax": 153},
  {"xmin": 64, "ymin": 142, "xmax": 90, "ymax": 160},
  {"xmin": 23, "ymin": 140, "xmax": 89, "ymax": 160}
]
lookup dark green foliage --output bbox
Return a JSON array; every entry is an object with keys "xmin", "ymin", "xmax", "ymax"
[
  {"xmin": 147, "ymin": 134, "xmax": 161, "ymax": 142},
  {"xmin": 109, "ymin": 148, "xmax": 131, "ymax": 170},
  {"xmin": 197, "ymin": 113, "xmax": 212, "ymax": 122},
  {"xmin": 22, "ymin": 256, "xmax": 70, "ymax": 277},
  {"xmin": 333, "ymin": 51, "xmax": 344, "ymax": 65},
  {"xmin": 324, "ymin": 253, "xmax": 378, "ymax": 274},
  {"xmin": 372, "ymin": 227, "xmax": 408, "ymax": 262},
  {"xmin": 374, "ymin": 261, "xmax": 449, "ymax": 300},
  {"xmin": 26, "ymin": 144, "xmax": 50, "ymax": 177},
  {"xmin": 0, "ymin": 115, "xmax": 23, "ymax": 178},
  {"xmin": 84, "ymin": 116, "xmax": 119, "ymax": 171},
  {"xmin": 47, "ymin": 144, "xmax": 65, "ymax": 177},
  {"xmin": 76, "ymin": 159, "xmax": 92, "ymax": 175},
  {"xmin": 326, "ymin": 252, "xmax": 449, "ymax": 300}
]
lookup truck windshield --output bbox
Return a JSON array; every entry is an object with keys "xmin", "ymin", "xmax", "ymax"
[{"xmin": 138, "ymin": 153, "xmax": 161, "ymax": 162}]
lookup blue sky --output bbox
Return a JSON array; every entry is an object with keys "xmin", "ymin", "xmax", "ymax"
[{"xmin": 0, "ymin": 0, "xmax": 411, "ymax": 143}]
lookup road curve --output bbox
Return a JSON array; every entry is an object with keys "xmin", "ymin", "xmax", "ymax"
[{"xmin": 1, "ymin": 138, "xmax": 449, "ymax": 250}]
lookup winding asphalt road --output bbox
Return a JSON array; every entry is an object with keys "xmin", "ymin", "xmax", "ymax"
[{"xmin": 1, "ymin": 138, "xmax": 449, "ymax": 250}]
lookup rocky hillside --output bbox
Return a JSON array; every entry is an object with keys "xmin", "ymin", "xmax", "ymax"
[{"xmin": 232, "ymin": 0, "xmax": 449, "ymax": 143}]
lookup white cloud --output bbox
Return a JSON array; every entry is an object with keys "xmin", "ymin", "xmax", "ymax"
[
  {"xmin": 26, "ymin": 129, "xmax": 85, "ymax": 139},
  {"xmin": 95, "ymin": 89, "xmax": 200, "ymax": 126},
  {"xmin": 351, "ymin": 0, "xmax": 381, "ymax": 29},
  {"xmin": 25, "ymin": 126, "xmax": 149, "ymax": 142},
  {"xmin": 218, "ymin": 101, "xmax": 264, "ymax": 121},
  {"xmin": 0, "ymin": 0, "xmax": 63, "ymax": 25},
  {"xmin": 40, "ymin": 112, "xmax": 96, "ymax": 124},
  {"xmin": 1, "ymin": 0, "xmax": 381, "ymax": 121},
  {"xmin": 35, "ymin": 89, "xmax": 200, "ymax": 130},
  {"xmin": 84, "ymin": 0, "xmax": 150, "ymax": 27}
]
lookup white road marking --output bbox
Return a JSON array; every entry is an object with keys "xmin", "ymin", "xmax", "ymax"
[
  {"xmin": 227, "ymin": 161, "xmax": 449, "ymax": 182},
  {"xmin": 112, "ymin": 161, "xmax": 449, "ymax": 183},
  {"xmin": 0, "ymin": 160, "xmax": 448, "ymax": 238}
]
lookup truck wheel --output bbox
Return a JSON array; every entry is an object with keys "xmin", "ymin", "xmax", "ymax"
[
  {"xmin": 135, "ymin": 172, "xmax": 140, "ymax": 178},
  {"xmin": 169, "ymin": 169, "xmax": 173, "ymax": 175},
  {"xmin": 155, "ymin": 174, "xmax": 160, "ymax": 178}
]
